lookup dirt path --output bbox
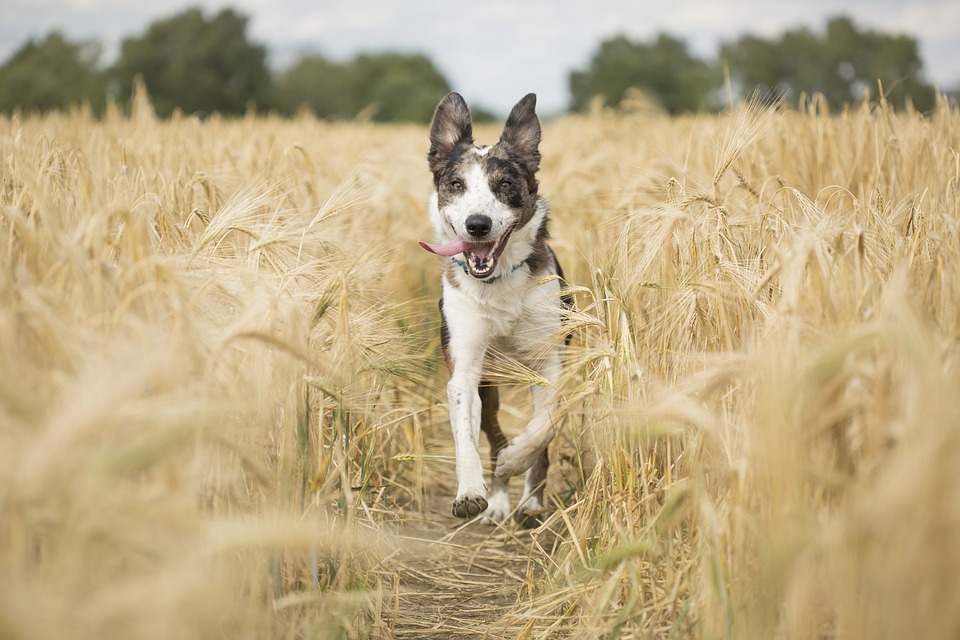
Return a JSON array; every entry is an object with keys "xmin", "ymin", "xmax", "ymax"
[
  {"xmin": 387, "ymin": 510, "xmax": 532, "ymax": 637},
  {"xmin": 378, "ymin": 459, "xmax": 557, "ymax": 638}
]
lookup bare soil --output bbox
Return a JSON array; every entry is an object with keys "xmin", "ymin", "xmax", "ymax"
[{"xmin": 380, "ymin": 449, "xmax": 559, "ymax": 638}]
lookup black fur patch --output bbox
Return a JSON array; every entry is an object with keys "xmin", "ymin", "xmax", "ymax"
[
  {"xmin": 439, "ymin": 296, "xmax": 452, "ymax": 367},
  {"xmin": 433, "ymin": 145, "xmax": 474, "ymax": 205},
  {"xmin": 552, "ymin": 248, "xmax": 575, "ymax": 346},
  {"xmin": 482, "ymin": 153, "xmax": 531, "ymax": 210},
  {"xmin": 487, "ymin": 147, "xmax": 538, "ymax": 225},
  {"xmin": 523, "ymin": 200, "xmax": 552, "ymax": 276}
]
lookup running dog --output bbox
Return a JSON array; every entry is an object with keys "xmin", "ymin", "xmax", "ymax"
[{"xmin": 419, "ymin": 92, "xmax": 570, "ymax": 524}]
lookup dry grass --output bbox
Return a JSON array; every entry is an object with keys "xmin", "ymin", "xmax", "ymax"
[{"xmin": 2, "ymin": 87, "xmax": 959, "ymax": 639}]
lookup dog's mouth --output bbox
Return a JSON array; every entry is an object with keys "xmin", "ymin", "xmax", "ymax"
[
  {"xmin": 463, "ymin": 228, "xmax": 513, "ymax": 278},
  {"xmin": 419, "ymin": 226, "xmax": 515, "ymax": 279}
]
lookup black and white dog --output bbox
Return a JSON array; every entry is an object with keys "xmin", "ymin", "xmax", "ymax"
[{"xmin": 420, "ymin": 92, "xmax": 570, "ymax": 524}]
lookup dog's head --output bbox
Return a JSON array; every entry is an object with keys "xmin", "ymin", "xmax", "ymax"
[{"xmin": 421, "ymin": 92, "xmax": 542, "ymax": 280}]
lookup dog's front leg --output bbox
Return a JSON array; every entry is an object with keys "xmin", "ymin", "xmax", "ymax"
[
  {"xmin": 440, "ymin": 287, "xmax": 491, "ymax": 518},
  {"xmin": 447, "ymin": 352, "xmax": 489, "ymax": 518},
  {"xmin": 441, "ymin": 292, "xmax": 487, "ymax": 518}
]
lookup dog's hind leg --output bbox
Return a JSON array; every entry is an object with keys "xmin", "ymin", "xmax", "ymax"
[
  {"xmin": 495, "ymin": 346, "xmax": 562, "ymax": 479},
  {"xmin": 516, "ymin": 447, "xmax": 549, "ymax": 527},
  {"xmin": 478, "ymin": 383, "xmax": 511, "ymax": 522}
]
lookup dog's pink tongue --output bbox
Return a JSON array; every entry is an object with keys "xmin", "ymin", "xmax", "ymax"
[{"xmin": 418, "ymin": 237, "xmax": 468, "ymax": 257}]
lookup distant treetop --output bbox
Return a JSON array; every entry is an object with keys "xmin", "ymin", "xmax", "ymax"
[
  {"xmin": 569, "ymin": 33, "xmax": 720, "ymax": 114},
  {"xmin": 721, "ymin": 16, "xmax": 937, "ymax": 112},
  {"xmin": 109, "ymin": 7, "xmax": 271, "ymax": 118},
  {"xmin": 275, "ymin": 51, "xmax": 451, "ymax": 123},
  {"xmin": 0, "ymin": 32, "xmax": 106, "ymax": 115},
  {"xmin": 0, "ymin": 12, "xmax": 946, "ymax": 118}
]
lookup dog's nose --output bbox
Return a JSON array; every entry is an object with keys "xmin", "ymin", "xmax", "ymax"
[{"xmin": 465, "ymin": 214, "xmax": 492, "ymax": 239}]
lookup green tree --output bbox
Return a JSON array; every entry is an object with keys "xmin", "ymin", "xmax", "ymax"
[
  {"xmin": 569, "ymin": 33, "xmax": 719, "ymax": 114},
  {"xmin": 111, "ymin": 7, "xmax": 270, "ymax": 117},
  {"xmin": 346, "ymin": 53, "xmax": 451, "ymax": 122},
  {"xmin": 722, "ymin": 16, "xmax": 937, "ymax": 111},
  {"xmin": 0, "ymin": 32, "xmax": 105, "ymax": 115},
  {"xmin": 275, "ymin": 55, "xmax": 350, "ymax": 117},
  {"xmin": 276, "ymin": 52, "xmax": 450, "ymax": 122}
]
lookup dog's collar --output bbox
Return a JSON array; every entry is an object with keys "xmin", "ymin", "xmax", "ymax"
[{"xmin": 451, "ymin": 257, "xmax": 528, "ymax": 284}]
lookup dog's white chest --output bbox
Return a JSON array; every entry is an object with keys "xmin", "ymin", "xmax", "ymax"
[{"xmin": 442, "ymin": 273, "xmax": 560, "ymax": 359}]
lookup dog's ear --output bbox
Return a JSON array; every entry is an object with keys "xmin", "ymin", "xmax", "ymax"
[
  {"xmin": 499, "ymin": 93, "xmax": 541, "ymax": 174},
  {"xmin": 428, "ymin": 93, "xmax": 473, "ymax": 173}
]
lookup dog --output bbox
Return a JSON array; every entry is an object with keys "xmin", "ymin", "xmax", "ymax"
[{"xmin": 419, "ymin": 92, "xmax": 570, "ymax": 524}]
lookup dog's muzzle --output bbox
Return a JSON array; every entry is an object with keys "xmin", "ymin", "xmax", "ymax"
[{"xmin": 418, "ymin": 226, "xmax": 515, "ymax": 279}]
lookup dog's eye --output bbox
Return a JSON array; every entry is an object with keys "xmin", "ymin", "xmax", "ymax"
[
  {"xmin": 448, "ymin": 178, "xmax": 463, "ymax": 191},
  {"xmin": 499, "ymin": 180, "xmax": 513, "ymax": 191}
]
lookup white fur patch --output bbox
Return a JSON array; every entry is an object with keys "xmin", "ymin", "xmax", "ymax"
[
  {"xmin": 518, "ymin": 494, "xmax": 542, "ymax": 513},
  {"xmin": 483, "ymin": 487, "xmax": 511, "ymax": 523}
]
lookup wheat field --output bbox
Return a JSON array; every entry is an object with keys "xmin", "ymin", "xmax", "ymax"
[{"xmin": 2, "ymin": 86, "xmax": 959, "ymax": 639}]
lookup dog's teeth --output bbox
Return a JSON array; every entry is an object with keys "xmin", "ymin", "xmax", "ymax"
[{"xmin": 468, "ymin": 253, "xmax": 494, "ymax": 276}]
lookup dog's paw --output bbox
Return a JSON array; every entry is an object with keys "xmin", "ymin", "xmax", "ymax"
[
  {"xmin": 515, "ymin": 497, "xmax": 548, "ymax": 528},
  {"xmin": 495, "ymin": 443, "xmax": 539, "ymax": 478},
  {"xmin": 481, "ymin": 490, "xmax": 511, "ymax": 524},
  {"xmin": 451, "ymin": 492, "xmax": 488, "ymax": 519},
  {"xmin": 515, "ymin": 508, "xmax": 547, "ymax": 528}
]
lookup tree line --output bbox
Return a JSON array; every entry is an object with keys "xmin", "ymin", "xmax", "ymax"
[{"xmin": 0, "ymin": 8, "xmax": 947, "ymax": 121}]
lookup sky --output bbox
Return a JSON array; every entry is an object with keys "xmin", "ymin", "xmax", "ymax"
[{"xmin": 2, "ymin": 0, "xmax": 959, "ymax": 116}]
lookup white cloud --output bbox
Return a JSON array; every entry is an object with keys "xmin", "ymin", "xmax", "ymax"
[{"xmin": 874, "ymin": 1, "xmax": 960, "ymax": 39}]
